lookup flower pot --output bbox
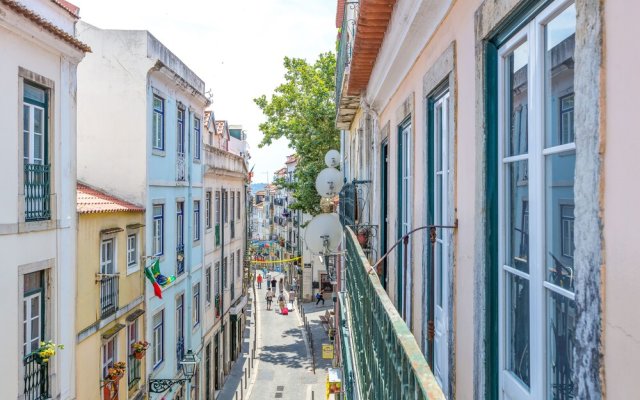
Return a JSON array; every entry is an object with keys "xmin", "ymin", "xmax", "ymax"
[
  {"xmin": 134, "ymin": 351, "xmax": 145, "ymax": 360},
  {"xmin": 357, "ymin": 232, "xmax": 368, "ymax": 247}
]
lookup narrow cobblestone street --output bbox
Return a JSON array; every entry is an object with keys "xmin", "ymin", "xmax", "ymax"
[{"xmin": 248, "ymin": 272, "xmax": 327, "ymax": 400}]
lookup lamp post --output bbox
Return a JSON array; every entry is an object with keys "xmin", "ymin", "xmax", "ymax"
[{"xmin": 148, "ymin": 350, "xmax": 198, "ymax": 396}]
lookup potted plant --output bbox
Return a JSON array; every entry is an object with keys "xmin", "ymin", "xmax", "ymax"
[
  {"xmin": 131, "ymin": 340, "xmax": 150, "ymax": 359},
  {"xmin": 36, "ymin": 341, "xmax": 64, "ymax": 364},
  {"xmin": 357, "ymin": 227, "xmax": 370, "ymax": 247},
  {"xmin": 107, "ymin": 361, "xmax": 127, "ymax": 381}
]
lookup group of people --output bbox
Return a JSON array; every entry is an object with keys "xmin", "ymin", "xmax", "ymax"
[{"xmin": 256, "ymin": 272, "xmax": 295, "ymax": 313}]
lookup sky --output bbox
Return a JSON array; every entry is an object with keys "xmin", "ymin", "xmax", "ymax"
[{"xmin": 72, "ymin": 0, "xmax": 338, "ymax": 183}]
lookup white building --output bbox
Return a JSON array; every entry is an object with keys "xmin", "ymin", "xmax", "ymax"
[
  {"xmin": 0, "ymin": 0, "xmax": 88, "ymax": 398},
  {"xmin": 201, "ymin": 115, "xmax": 248, "ymax": 397}
]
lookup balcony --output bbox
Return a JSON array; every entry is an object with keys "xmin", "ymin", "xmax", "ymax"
[
  {"xmin": 24, "ymin": 163, "xmax": 51, "ymax": 221},
  {"xmin": 341, "ymin": 227, "xmax": 445, "ymax": 399},
  {"xmin": 176, "ymin": 153, "xmax": 186, "ymax": 182},
  {"xmin": 336, "ymin": 1, "xmax": 361, "ymax": 129},
  {"xmin": 99, "ymin": 274, "xmax": 119, "ymax": 319},
  {"xmin": 177, "ymin": 244, "xmax": 185, "ymax": 275},
  {"xmin": 23, "ymin": 351, "xmax": 49, "ymax": 400}
]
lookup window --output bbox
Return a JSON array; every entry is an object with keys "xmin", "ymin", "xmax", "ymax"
[
  {"xmin": 177, "ymin": 108, "xmax": 185, "ymax": 156},
  {"xmin": 23, "ymin": 82, "xmax": 50, "ymax": 221},
  {"xmin": 497, "ymin": 3, "xmax": 576, "ymax": 398},
  {"xmin": 215, "ymin": 262, "xmax": 220, "ymax": 297},
  {"xmin": 215, "ymin": 191, "xmax": 221, "ymax": 246},
  {"xmin": 127, "ymin": 234, "xmax": 138, "ymax": 270},
  {"xmin": 205, "ymin": 266, "xmax": 211, "ymax": 305},
  {"xmin": 102, "ymin": 337, "xmax": 116, "ymax": 379},
  {"xmin": 194, "ymin": 117, "xmax": 201, "ymax": 160},
  {"xmin": 237, "ymin": 191, "xmax": 241, "ymax": 219},
  {"xmin": 223, "ymin": 191, "xmax": 228, "ymax": 223},
  {"xmin": 193, "ymin": 283, "xmax": 201, "ymax": 327},
  {"xmin": 561, "ymin": 205, "xmax": 575, "ymax": 258},
  {"xmin": 231, "ymin": 192, "xmax": 235, "ymax": 223},
  {"xmin": 152, "ymin": 310, "xmax": 164, "ymax": 368},
  {"xmin": 152, "ymin": 95, "xmax": 164, "ymax": 150},
  {"xmin": 100, "ymin": 239, "xmax": 115, "ymax": 274},
  {"xmin": 128, "ymin": 319, "xmax": 140, "ymax": 386},
  {"xmin": 223, "ymin": 257, "xmax": 228, "ymax": 289},
  {"xmin": 176, "ymin": 294, "xmax": 185, "ymax": 365},
  {"xmin": 153, "ymin": 205, "xmax": 164, "ymax": 256},
  {"xmin": 23, "ymin": 271, "xmax": 44, "ymax": 356},
  {"xmin": 205, "ymin": 191, "xmax": 212, "ymax": 229},
  {"xmin": 194, "ymin": 200, "xmax": 201, "ymax": 241},
  {"xmin": 230, "ymin": 253, "xmax": 235, "ymax": 284},
  {"xmin": 560, "ymin": 94, "xmax": 574, "ymax": 144},
  {"xmin": 237, "ymin": 250, "xmax": 241, "ymax": 278},
  {"xmin": 177, "ymin": 202, "xmax": 185, "ymax": 275},
  {"xmin": 397, "ymin": 119, "xmax": 412, "ymax": 324}
]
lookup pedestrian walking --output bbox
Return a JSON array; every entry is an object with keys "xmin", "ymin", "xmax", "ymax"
[
  {"xmin": 278, "ymin": 277, "xmax": 284, "ymax": 293},
  {"xmin": 315, "ymin": 289, "xmax": 325, "ymax": 306},
  {"xmin": 278, "ymin": 293, "xmax": 286, "ymax": 313},
  {"xmin": 288, "ymin": 288, "xmax": 295, "ymax": 310},
  {"xmin": 256, "ymin": 273, "xmax": 263, "ymax": 289},
  {"xmin": 271, "ymin": 278, "xmax": 277, "ymax": 291},
  {"xmin": 266, "ymin": 289, "xmax": 274, "ymax": 310}
]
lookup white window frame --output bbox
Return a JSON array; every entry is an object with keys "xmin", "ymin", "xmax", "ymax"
[
  {"xmin": 102, "ymin": 336, "xmax": 117, "ymax": 379},
  {"xmin": 152, "ymin": 95, "xmax": 165, "ymax": 150},
  {"xmin": 153, "ymin": 205, "xmax": 164, "ymax": 256},
  {"xmin": 205, "ymin": 191, "xmax": 212, "ymax": 230},
  {"xmin": 23, "ymin": 84, "xmax": 47, "ymax": 165},
  {"xmin": 399, "ymin": 120, "xmax": 412, "ymax": 326},
  {"xmin": 194, "ymin": 200, "xmax": 201, "ymax": 241},
  {"xmin": 23, "ymin": 292, "xmax": 42, "ymax": 355},
  {"xmin": 194, "ymin": 116, "xmax": 201, "ymax": 161},
  {"xmin": 127, "ymin": 233, "xmax": 138, "ymax": 273},
  {"xmin": 205, "ymin": 266, "xmax": 211, "ymax": 306},
  {"xmin": 497, "ymin": 2, "xmax": 576, "ymax": 399},
  {"xmin": 152, "ymin": 310, "xmax": 164, "ymax": 368},
  {"xmin": 193, "ymin": 282, "xmax": 201, "ymax": 327},
  {"xmin": 100, "ymin": 238, "xmax": 116, "ymax": 275}
]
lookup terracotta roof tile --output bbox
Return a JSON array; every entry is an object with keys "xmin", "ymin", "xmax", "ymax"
[
  {"xmin": 50, "ymin": 0, "xmax": 79, "ymax": 18},
  {"xmin": 77, "ymin": 183, "xmax": 144, "ymax": 214},
  {"xmin": 1, "ymin": 0, "xmax": 91, "ymax": 52}
]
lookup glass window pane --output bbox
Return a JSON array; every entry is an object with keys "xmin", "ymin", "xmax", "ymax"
[
  {"xmin": 506, "ymin": 41, "xmax": 529, "ymax": 156},
  {"xmin": 506, "ymin": 272, "xmax": 530, "ymax": 387},
  {"xmin": 506, "ymin": 160, "xmax": 529, "ymax": 272},
  {"xmin": 546, "ymin": 290, "xmax": 575, "ymax": 399},
  {"xmin": 23, "ymin": 105, "xmax": 30, "ymax": 162},
  {"xmin": 545, "ymin": 5, "xmax": 576, "ymax": 148},
  {"xmin": 34, "ymin": 108, "xmax": 43, "ymax": 134},
  {"xmin": 24, "ymin": 84, "xmax": 46, "ymax": 103},
  {"xmin": 545, "ymin": 151, "xmax": 575, "ymax": 290},
  {"xmin": 436, "ymin": 241, "xmax": 443, "ymax": 307}
]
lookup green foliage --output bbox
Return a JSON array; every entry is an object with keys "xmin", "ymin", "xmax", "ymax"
[{"xmin": 254, "ymin": 52, "xmax": 340, "ymax": 215}]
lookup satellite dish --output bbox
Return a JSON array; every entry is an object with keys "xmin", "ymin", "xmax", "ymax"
[
  {"xmin": 315, "ymin": 168, "xmax": 344, "ymax": 198},
  {"xmin": 325, "ymin": 150, "xmax": 341, "ymax": 168},
  {"xmin": 304, "ymin": 213, "xmax": 342, "ymax": 254}
]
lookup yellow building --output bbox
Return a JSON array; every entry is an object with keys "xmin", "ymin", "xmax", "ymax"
[{"xmin": 76, "ymin": 183, "xmax": 146, "ymax": 400}]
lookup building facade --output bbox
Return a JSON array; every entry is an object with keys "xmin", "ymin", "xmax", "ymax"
[
  {"xmin": 76, "ymin": 22, "xmax": 209, "ymax": 399},
  {"xmin": 201, "ymin": 116, "xmax": 249, "ymax": 398},
  {"xmin": 76, "ymin": 183, "xmax": 146, "ymax": 400},
  {"xmin": 335, "ymin": 0, "xmax": 629, "ymax": 398},
  {"xmin": 0, "ymin": 0, "xmax": 88, "ymax": 398}
]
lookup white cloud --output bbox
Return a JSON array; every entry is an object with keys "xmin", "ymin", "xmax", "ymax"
[{"xmin": 73, "ymin": 0, "xmax": 337, "ymax": 180}]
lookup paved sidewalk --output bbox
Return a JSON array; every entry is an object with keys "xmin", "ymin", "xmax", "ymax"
[
  {"xmin": 217, "ymin": 289, "xmax": 257, "ymax": 400},
  {"xmin": 249, "ymin": 272, "xmax": 326, "ymax": 400},
  {"xmin": 299, "ymin": 296, "xmax": 336, "ymax": 375}
]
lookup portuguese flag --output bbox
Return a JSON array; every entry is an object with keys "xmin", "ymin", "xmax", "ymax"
[{"xmin": 145, "ymin": 260, "xmax": 163, "ymax": 299}]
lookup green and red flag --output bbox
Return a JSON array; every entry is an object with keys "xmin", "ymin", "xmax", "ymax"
[{"xmin": 144, "ymin": 259, "xmax": 176, "ymax": 299}]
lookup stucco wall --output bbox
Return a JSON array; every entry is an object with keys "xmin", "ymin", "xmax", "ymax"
[{"xmin": 603, "ymin": 0, "xmax": 640, "ymax": 397}]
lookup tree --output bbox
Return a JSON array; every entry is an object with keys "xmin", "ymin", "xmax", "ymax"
[{"xmin": 254, "ymin": 52, "xmax": 339, "ymax": 215}]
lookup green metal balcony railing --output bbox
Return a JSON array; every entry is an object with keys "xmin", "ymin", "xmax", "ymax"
[
  {"xmin": 24, "ymin": 163, "xmax": 51, "ymax": 222},
  {"xmin": 343, "ymin": 227, "xmax": 445, "ymax": 399},
  {"xmin": 24, "ymin": 351, "xmax": 49, "ymax": 400}
]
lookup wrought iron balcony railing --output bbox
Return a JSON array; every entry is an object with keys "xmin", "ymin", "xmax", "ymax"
[
  {"xmin": 336, "ymin": 1, "xmax": 359, "ymax": 106},
  {"xmin": 24, "ymin": 163, "xmax": 51, "ymax": 222},
  {"xmin": 177, "ymin": 244, "xmax": 185, "ymax": 275},
  {"xmin": 99, "ymin": 274, "xmax": 119, "ymax": 318},
  {"xmin": 342, "ymin": 227, "xmax": 445, "ymax": 399},
  {"xmin": 128, "ymin": 354, "xmax": 141, "ymax": 389},
  {"xmin": 176, "ymin": 336, "xmax": 185, "ymax": 370},
  {"xmin": 176, "ymin": 154, "xmax": 186, "ymax": 181},
  {"xmin": 24, "ymin": 351, "xmax": 49, "ymax": 400}
]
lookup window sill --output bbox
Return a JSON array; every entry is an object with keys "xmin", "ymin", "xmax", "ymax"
[
  {"xmin": 19, "ymin": 219, "xmax": 57, "ymax": 233},
  {"xmin": 152, "ymin": 149, "xmax": 166, "ymax": 157},
  {"xmin": 193, "ymin": 240, "xmax": 201, "ymax": 247},
  {"xmin": 193, "ymin": 159, "xmax": 202, "ymax": 164},
  {"xmin": 126, "ymin": 265, "xmax": 140, "ymax": 276}
]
